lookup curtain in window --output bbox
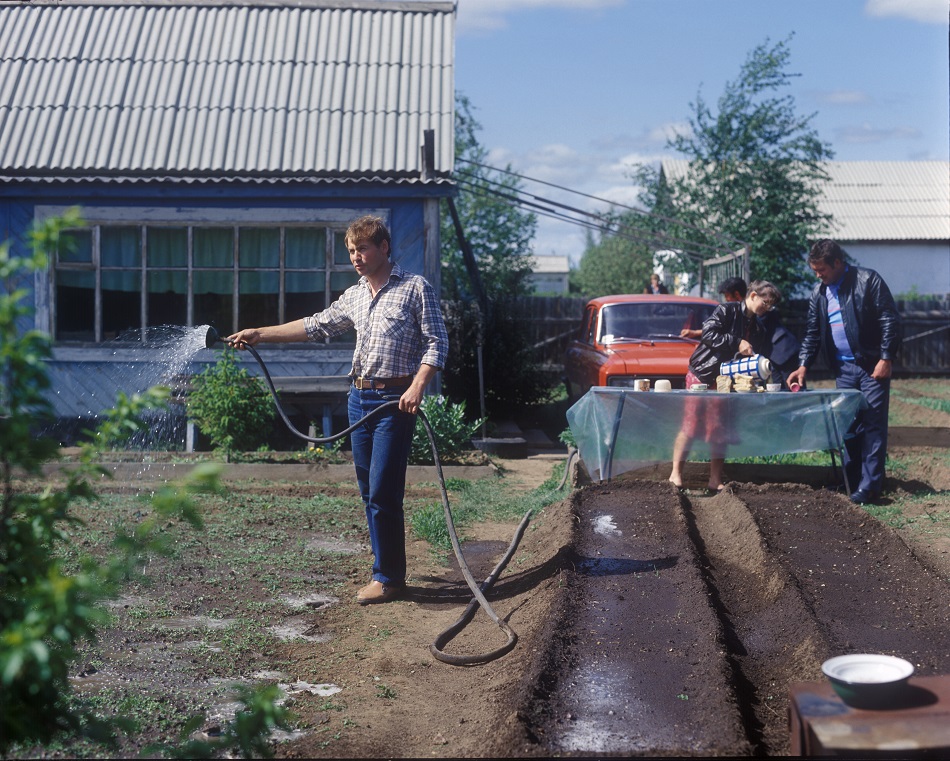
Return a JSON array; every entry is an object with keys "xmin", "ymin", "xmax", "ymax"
[
  {"xmin": 147, "ymin": 227, "xmax": 187, "ymax": 267},
  {"xmin": 101, "ymin": 227, "xmax": 140, "ymax": 269}
]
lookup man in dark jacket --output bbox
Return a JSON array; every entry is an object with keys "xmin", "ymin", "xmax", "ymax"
[{"xmin": 786, "ymin": 240, "xmax": 901, "ymax": 505}]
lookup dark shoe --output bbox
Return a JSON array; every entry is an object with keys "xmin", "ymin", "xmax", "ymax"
[
  {"xmin": 850, "ymin": 489, "xmax": 877, "ymax": 505},
  {"xmin": 356, "ymin": 580, "xmax": 403, "ymax": 605}
]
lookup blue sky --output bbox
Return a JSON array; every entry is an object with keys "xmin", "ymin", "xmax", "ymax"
[{"xmin": 438, "ymin": 0, "xmax": 949, "ymax": 262}]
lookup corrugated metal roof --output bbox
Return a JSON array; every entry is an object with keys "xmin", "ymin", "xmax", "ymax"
[
  {"xmin": 0, "ymin": 1, "xmax": 455, "ymax": 181},
  {"xmin": 661, "ymin": 159, "xmax": 950, "ymax": 242}
]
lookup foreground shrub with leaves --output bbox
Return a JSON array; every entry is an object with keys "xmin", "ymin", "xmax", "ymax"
[{"xmin": 0, "ymin": 216, "xmax": 286, "ymax": 758}]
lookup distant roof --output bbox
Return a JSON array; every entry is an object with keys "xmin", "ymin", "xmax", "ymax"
[
  {"xmin": 529, "ymin": 255, "xmax": 571, "ymax": 274},
  {"xmin": 661, "ymin": 159, "xmax": 950, "ymax": 242},
  {"xmin": 0, "ymin": 0, "xmax": 455, "ymax": 184}
]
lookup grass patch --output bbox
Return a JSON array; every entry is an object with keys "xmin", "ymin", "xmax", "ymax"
[
  {"xmin": 728, "ymin": 451, "xmax": 833, "ymax": 466},
  {"xmin": 889, "ymin": 378, "xmax": 950, "ymax": 425},
  {"xmin": 408, "ymin": 469, "xmax": 566, "ymax": 553}
]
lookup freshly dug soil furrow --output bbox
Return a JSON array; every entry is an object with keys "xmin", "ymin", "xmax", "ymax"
[
  {"xmin": 735, "ymin": 483, "xmax": 950, "ymax": 675},
  {"xmin": 684, "ymin": 489, "xmax": 832, "ymax": 754},
  {"xmin": 525, "ymin": 481, "xmax": 750, "ymax": 757}
]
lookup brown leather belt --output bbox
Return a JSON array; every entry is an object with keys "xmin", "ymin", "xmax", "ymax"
[{"xmin": 352, "ymin": 375, "xmax": 414, "ymax": 390}]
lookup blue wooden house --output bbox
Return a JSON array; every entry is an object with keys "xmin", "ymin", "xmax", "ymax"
[{"xmin": 0, "ymin": 0, "xmax": 456, "ymax": 444}]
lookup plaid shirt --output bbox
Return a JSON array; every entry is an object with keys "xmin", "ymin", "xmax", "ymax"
[{"xmin": 303, "ymin": 263, "xmax": 448, "ymax": 379}]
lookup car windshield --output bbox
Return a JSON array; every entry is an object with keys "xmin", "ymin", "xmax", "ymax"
[{"xmin": 600, "ymin": 302, "xmax": 716, "ymax": 343}]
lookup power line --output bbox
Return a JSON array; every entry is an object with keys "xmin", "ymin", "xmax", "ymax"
[
  {"xmin": 455, "ymin": 175, "xmax": 707, "ymax": 259},
  {"xmin": 456, "ymin": 157, "xmax": 747, "ymax": 252},
  {"xmin": 454, "ymin": 172, "xmax": 728, "ymax": 260}
]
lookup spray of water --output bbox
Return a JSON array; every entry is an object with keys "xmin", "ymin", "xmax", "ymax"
[{"xmin": 49, "ymin": 325, "xmax": 219, "ymax": 452}]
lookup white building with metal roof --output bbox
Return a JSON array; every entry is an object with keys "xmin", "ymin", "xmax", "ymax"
[
  {"xmin": 0, "ymin": 0, "xmax": 457, "ymax": 441},
  {"xmin": 662, "ymin": 159, "xmax": 950, "ymax": 297}
]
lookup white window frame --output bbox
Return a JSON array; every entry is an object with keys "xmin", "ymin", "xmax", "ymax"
[{"xmin": 35, "ymin": 206, "xmax": 388, "ymax": 343}]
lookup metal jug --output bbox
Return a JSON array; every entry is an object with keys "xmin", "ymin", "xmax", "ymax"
[{"xmin": 719, "ymin": 353, "xmax": 773, "ymax": 381}]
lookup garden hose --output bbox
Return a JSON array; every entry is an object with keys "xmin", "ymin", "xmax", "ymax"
[{"xmin": 205, "ymin": 327, "xmax": 532, "ymax": 665}]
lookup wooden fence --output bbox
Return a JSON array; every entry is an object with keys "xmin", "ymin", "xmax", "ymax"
[{"xmin": 503, "ymin": 295, "xmax": 950, "ymax": 376}]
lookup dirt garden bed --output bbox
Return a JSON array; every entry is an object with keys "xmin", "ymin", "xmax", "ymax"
[{"xmin": 10, "ymin": 379, "xmax": 950, "ymax": 758}]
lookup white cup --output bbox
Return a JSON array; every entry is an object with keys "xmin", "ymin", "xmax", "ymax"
[
  {"xmin": 766, "ymin": 383, "xmax": 782, "ymax": 392},
  {"xmin": 654, "ymin": 379, "xmax": 672, "ymax": 393},
  {"xmin": 690, "ymin": 383, "xmax": 708, "ymax": 392}
]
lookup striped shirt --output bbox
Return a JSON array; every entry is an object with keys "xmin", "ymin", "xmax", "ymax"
[
  {"xmin": 826, "ymin": 267, "xmax": 855, "ymax": 363},
  {"xmin": 303, "ymin": 263, "xmax": 449, "ymax": 379}
]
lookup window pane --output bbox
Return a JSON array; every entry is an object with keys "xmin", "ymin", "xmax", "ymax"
[
  {"xmin": 333, "ymin": 232, "xmax": 351, "ymax": 265},
  {"xmin": 194, "ymin": 270, "xmax": 233, "ymax": 332},
  {"xmin": 239, "ymin": 228, "xmax": 279, "ymax": 268},
  {"xmin": 148, "ymin": 270, "xmax": 187, "ymax": 328},
  {"xmin": 194, "ymin": 228, "xmax": 233, "ymax": 268},
  {"xmin": 148, "ymin": 227, "xmax": 187, "ymax": 267},
  {"xmin": 286, "ymin": 228, "xmax": 326, "ymax": 268},
  {"xmin": 284, "ymin": 271, "xmax": 325, "ymax": 322},
  {"xmin": 330, "ymin": 270, "xmax": 359, "ymax": 301},
  {"xmin": 58, "ymin": 229, "xmax": 92, "ymax": 264},
  {"xmin": 101, "ymin": 227, "xmax": 140, "ymax": 267},
  {"xmin": 239, "ymin": 271, "xmax": 278, "ymax": 328},
  {"xmin": 102, "ymin": 270, "xmax": 141, "ymax": 338},
  {"xmin": 55, "ymin": 269, "xmax": 94, "ymax": 340},
  {"xmin": 328, "ymin": 271, "xmax": 358, "ymax": 344}
]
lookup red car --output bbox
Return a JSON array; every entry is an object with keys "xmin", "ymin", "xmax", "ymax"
[{"xmin": 564, "ymin": 293, "xmax": 719, "ymax": 400}]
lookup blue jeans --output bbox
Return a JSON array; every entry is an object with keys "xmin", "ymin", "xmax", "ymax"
[
  {"xmin": 836, "ymin": 361, "xmax": 890, "ymax": 496},
  {"xmin": 348, "ymin": 385, "xmax": 415, "ymax": 585}
]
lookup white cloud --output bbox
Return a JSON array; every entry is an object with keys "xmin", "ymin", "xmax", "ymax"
[
  {"xmin": 864, "ymin": 0, "xmax": 949, "ymax": 24},
  {"xmin": 836, "ymin": 123, "xmax": 922, "ymax": 144},
  {"xmin": 590, "ymin": 121, "xmax": 692, "ymax": 153},
  {"xmin": 480, "ymin": 141, "xmax": 669, "ymax": 262},
  {"xmin": 455, "ymin": 0, "xmax": 625, "ymax": 33},
  {"xmin": 813, "ymin": 90, "xmax": 873, "ymax": 106}
]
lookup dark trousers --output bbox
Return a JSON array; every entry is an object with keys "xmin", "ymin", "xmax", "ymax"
[
  {"xmin": 835, "ymin": 361, "xmax": 890, "ymax": 496},
  {"xmin": 348, "ymin": 385, "xmax": 415, "ymax": 585}
]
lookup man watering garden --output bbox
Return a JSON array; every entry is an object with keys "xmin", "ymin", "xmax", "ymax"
[{"xmin": 228, "ymin": 215, "xmax": 449, "ymax": 605}]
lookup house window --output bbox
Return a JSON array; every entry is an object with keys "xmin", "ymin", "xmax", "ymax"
[{"xmin": 52, "ymin": 224, "xmax": 358, "ymax": 344}]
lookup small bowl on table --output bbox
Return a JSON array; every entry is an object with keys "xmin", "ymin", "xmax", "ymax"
[{"xmin": 821, "ymin": 654, "xmax": 914, "ymax": 709}]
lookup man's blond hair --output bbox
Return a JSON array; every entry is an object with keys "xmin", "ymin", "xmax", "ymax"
[{"xmin": 345, "ymin": 215, "xmax": 391, "ymax": 254}]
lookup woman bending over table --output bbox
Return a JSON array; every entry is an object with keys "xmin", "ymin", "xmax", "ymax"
[{"xmin": 669, "ymin": 280, "xmax": 781, "ymax": 492}]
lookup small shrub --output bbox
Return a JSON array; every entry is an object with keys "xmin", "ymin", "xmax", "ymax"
[
  {"xmin": 186, "ymin": 349, "xmax": 275, "ymax": 460},
  {"xmin": 559, "ymin": 426, "xmax": 577, "ymax": 449},
  {"xmin": 409, "ymin": 395, "xmax": 485, "ymax": 465}
]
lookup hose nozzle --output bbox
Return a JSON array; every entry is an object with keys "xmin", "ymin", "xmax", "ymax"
[{"xmin": 204, "ymin": 325, "xmax": 224, "ymax": 349}]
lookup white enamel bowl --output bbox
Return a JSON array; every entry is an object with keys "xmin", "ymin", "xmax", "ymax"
[{"xmin": 821, "ymin": 654, "xmax": 914, "ymax": 709}]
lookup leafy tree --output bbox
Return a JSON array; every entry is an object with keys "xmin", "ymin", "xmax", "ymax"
[
  {"xmin": 570, "ymin": 219, "xmax": 656, "ymax": 298},
  {"xmin": 186, "ymin": 348, "xmax": 275, "ymax": 460},
  {"xmin": 638, "ymin": 36, "xmax": 835, "ymax": 297},
  {"xmin": 440, "ymin": 93, "xmax": 537, "ymax": 302},
  {"xmin": 440, "ymin": 94, "xmax": 551, "ymax": 418}
]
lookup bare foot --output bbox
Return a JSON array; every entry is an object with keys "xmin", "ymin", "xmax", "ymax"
[
  {"xmin": 708, "ymin": 483, "xmax": 725, "ymax": 492},
  {"xmin": 669, "ymin": 477, "xmax": 683, "ymax": 489}
]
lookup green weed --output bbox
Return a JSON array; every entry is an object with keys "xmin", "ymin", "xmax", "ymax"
[{"xmin": 408, "ymin": 470, "xmax": 564, "ymax": 553}]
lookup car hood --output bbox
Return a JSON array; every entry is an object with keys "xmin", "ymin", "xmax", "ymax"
[{"xmin": 606, "ymin": 341, "xmax": 695, "ymax": 373}]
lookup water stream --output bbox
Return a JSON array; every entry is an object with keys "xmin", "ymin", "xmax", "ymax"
[{"xmin": 49, "ymin": 324, "xmax": 216, "ymax": 452}]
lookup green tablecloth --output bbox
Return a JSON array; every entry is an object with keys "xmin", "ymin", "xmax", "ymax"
[{"xmin": 567, "ymin": 387, "xmax": 867, "ymax": 482}]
